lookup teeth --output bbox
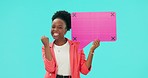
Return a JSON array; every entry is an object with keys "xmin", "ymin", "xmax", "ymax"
[{"xmin": 53, "ymin": 33, "xmax": 59, "ymax": 36}]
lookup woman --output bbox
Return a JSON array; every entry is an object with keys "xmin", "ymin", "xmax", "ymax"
[{"xmin": 41, "ymin": 10, "xmax": 100, "ymax": 78}]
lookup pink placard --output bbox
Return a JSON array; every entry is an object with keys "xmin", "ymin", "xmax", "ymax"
[{"xmin": 71, "ymin": 12, "xmax": 116, "ymax": 49}]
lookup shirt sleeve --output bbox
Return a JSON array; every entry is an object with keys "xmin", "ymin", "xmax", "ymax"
[
  {"xmin": 42, "ymin": 46, "xmax": 56, "ymax": 73},
  {"xmin": 79, "ymin": 49, "xmax": 91, "ymax": 75}
]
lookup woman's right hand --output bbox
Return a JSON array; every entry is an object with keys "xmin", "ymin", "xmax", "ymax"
[
  {"xmin": 41, "ymin": 36, "xmax": 49, "ymax": 47},
  {"xmin": 41, "ymin": 36, "xmax": 52, "ymax": 60}
]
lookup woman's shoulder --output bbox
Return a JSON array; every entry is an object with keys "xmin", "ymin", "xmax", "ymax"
[{"xmin": 67, "ymin": 39, "xmax": 80, "ymax": 45}]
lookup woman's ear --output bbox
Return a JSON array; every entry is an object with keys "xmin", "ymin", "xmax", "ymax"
[
  {"xmin": 64, "ymin": 29, "xmax": 67, "ymax": 34},
  {"xmin": 64, "ymin": 25, "xmax": 67, "ymax": 34}
]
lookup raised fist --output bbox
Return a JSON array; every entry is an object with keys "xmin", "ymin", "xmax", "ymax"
[{"xmin": 41, "ymin": 36, "xmax": 49, "ymax": 47}]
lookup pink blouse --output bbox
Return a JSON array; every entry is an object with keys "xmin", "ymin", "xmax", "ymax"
[{"xmin": 42, "ymin": 39, "xmax": 91, "ymax": 78}]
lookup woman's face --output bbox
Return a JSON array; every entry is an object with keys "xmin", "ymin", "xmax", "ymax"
[{"xmin": 51, "ymin": 18, "xmax": 67, "ymax": 40}]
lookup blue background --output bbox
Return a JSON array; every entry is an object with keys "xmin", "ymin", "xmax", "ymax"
[{"xmin": 0, "ymin": 0, "xmax": 148, "ymax": 78}]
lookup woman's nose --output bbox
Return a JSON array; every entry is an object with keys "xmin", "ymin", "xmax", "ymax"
[{"xmin": 53, "ymin": 27, "xmax": 57, "ymax": 31}]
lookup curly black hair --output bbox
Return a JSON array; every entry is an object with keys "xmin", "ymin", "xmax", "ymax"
[{"xmin": 52, "ymin": 10, "xmax": 71, "ymax": 31}]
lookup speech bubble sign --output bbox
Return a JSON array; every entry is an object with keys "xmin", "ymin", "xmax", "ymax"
[{"xmin": 71, "ymin": 12, "xmax": 116, "ymax": 49}]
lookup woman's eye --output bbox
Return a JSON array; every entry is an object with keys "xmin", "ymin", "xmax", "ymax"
[
  {"xmin": 59, "ymin": 27, "xmax": 62, "ymax": 29},
  {"xmin": 52, "ymin": 26, "xmax": 55, "ymax": 28}
]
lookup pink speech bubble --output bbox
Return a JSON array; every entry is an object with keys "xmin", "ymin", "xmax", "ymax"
[{"xmin": 71, "ymin": 12, "xmax": 116, "ymax": 49}]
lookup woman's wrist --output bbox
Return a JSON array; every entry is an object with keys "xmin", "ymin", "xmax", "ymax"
[
  {"xmin": 90, "ymin": 49, "xmax": 94, "ymax": 55},
  {"xmin": 44, "ymin": 43, "xmax": 49, "ymax": 48},
  {"xmin": 90, "ymin": 48, "xmax": 94, "ymax": 52}
]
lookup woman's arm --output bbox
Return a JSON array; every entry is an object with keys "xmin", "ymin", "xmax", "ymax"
[
  {"xmin": 80, "ymin": 39, "xmax": 100, "ymax": 75},
  {"xmin": 41, "ymin": 36, "xmax": 52, "ymax": 60},
  {"xmin": 86, "ymin": 39, "xmax": 100, "ymax": 68},
  {"xmin": 41, "ymin": 36, "xmax": 56, "ymax": 72}
]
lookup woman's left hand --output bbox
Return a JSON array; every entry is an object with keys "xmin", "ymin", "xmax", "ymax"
[{"xmin": 90, "ymin": 39, "xmax": 100, "ymax": 52}]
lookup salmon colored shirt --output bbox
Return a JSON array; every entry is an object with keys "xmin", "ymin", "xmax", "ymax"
[{"xmin": 42, "ymin": 39, "xmax": 91, "ymax": 78}]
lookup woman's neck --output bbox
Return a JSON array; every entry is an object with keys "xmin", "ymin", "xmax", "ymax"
[{"xmin": 54, "ymin": 38, "xmax": 67, "ymax": 46}]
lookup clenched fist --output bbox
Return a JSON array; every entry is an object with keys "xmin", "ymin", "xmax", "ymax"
[
  {"xmin": 90, "ymin": 39, "xmax": 100, "ymax": 52},
  {"xmin": 41, "ymin": 36, "xmax": 49, "ymax": 47}
]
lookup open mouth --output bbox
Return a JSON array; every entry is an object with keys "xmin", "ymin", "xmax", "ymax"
[{"xmin": 53, "ymin": 33, "xmax": 59, "ymax": 36}]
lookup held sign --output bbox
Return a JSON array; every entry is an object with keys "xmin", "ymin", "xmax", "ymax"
[{"xmin": 71, "ymin": 12, "xmax": 117, "ymax": 49}]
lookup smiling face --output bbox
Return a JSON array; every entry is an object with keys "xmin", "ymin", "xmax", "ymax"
[{"xmin": 51, "ymin": 18, "xmax": 67, "ymax": 40}]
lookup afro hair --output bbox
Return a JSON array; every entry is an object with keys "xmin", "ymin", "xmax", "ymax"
[{"xmin": 52, "ymin": 10, "xmax": 71, "ymax": 31}]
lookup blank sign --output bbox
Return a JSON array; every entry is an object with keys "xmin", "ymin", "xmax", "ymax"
[{"xmin": 71, "ymin": 12, "xmax": 117, "ymax": 49}]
